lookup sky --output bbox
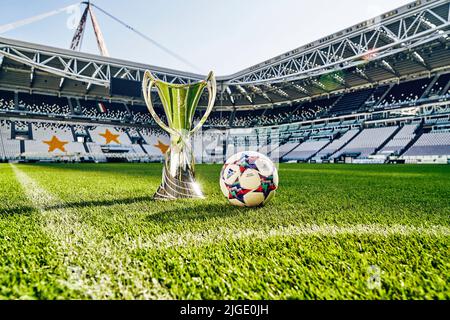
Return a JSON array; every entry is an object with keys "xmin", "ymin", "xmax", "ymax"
[{"xmin": 0, "ymin": 0, "xmax": 413, "ymax": 75}]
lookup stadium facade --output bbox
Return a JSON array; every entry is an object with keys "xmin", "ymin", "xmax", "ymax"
[{"xmin": 0, "ymin": 0, "xmax": 449, "ymax": 164}]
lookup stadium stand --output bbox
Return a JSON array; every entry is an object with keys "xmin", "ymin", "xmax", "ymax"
[
  {"xmin": 257, "ymin": 106, "xmax": 290, "ymax": 126},
  {"xmin": 86, "ymin": 125, "xmax": 151, "ymax": 162},
  {"xmin": 201, "ymin": 110, "xmax": 231, "ymax": 127},
  {"xmin": 366, "ymin": 85, "xmax": 390, "ymax": 107},
  {"xmin": 18, "ymin": 93, "xmax": 71, "ymax": 116},
  {"xmin": 274, "ymin": 141, "xmax": 301, "ymax": 159},
  {"xmin": 328, "ymin": 88, "xmax": 374, "ymax": 116},
  {"xmin": 290, "ymin": 98, "xmax": 338, "ymax": 122},
  {"xmin": 427, "ymin": 73, "xmax": 450, "ymax": 97},
  {"xmin": 130, "ymin": 104, "xmax": 155, "ymax": 124},
  {"xmin": 79, "ymin": 100, "xmax": 129, "ymax": 121},
  {"xmin": 89, "ymin": 125, "xmax": 131, "ymax": 145},
  {"xmin": 22, "ymin": 122, "xmax": 85, "ymax": 160},
  {"xmin": 232, "ymin": 97, "xmax": 339, "ymax": 127},
  {"xmin": 0, "ymin": 0, "xmax": 449, "ymax": 165},
  {"xmin": 378, "ymin": 78, "xmax": 431, "ymax": 106},
  {"xmin": 233, "ymin": 109, "xmax": 265, "ymax": 127},
  {"xmin": 283, "ymin": 139, "xmax": 330, "ymax": 162},
  {"xmin": 0, "ymin": 90, "xmax": 15, "ymax": 111},
  {"xmin": 139, "ymin": 127, "xmax": 170, "ymax": 160},
  {"xmin": 1, "ymin": 75, "xmax": 449, "ymax": 164},
  {"xmin": 403, "ymin": 132, "xmax": 450, "ymax": 157},
  {"xmin": 0, "ymin": 120, "xmax": 20, "ymax": 160},
  {"xmin": 377, "ymin": 123, "xmax": 419, "ymax": 156},
  {"xmin": 312, "ymin": 129, "xmax": 360, "ymax": 162},
  {"xmin": 333, "ymin": 126, "xmax": 398, "ymax": 159}
]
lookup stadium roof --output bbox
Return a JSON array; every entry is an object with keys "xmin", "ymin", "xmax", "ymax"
[{"xmin": 0, "ymin": 0, "xmax": 449, "ymax": 110}]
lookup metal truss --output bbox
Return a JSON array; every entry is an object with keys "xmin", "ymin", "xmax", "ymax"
[
  {"xmin": 0, "ymin": 0, "xmax": 449, "ymax": 98},
  {"xmin": 0, "ymin": 38, "xmax": 204, "ymax": 89},
  {"xmin": 225, "ymin": 0, "xmax": 450, "ymax": 85}
]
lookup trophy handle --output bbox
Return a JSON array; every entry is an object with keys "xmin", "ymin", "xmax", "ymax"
[
  {"xmin": 190, "ymin": 71, "xmax": 216, "ymax": 135},
  {"xmin": 142, "ymin": 70, "xmax": 179, "ymax": 136}
]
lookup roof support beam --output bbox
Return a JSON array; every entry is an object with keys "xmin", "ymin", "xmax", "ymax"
[
  {"xmin": 0, "ymin": 37, "xmax": 203, "ymax": 88},
  {"xmin": 331, "ymin": 73, "xmax": 348, "ymax": 88},
  {"xmin": 310, "ymin": 79, "xmax": 329, "ymax": 93},
  {"xmin": 86, "ymin": 82, "xmax": 93, "ymax": 93},
  {"xmin": 411, "ymin": 51, "xmax": 431, "ymax": 70},
  {"xmin": 236, "ymin": 85, "xmax": 253, "ymax": 104},
  {"xmin": 381, "ymin": 60, "xmax": 400, "ymax": 77},
  {"xmin": 261, "ymin": 83, "xmax": 290, "ymax": 99},
  {"xmin": 379, "ymin": 20, "xmax": 431, "ymax": 71},
  {"xmin": 248, "ymin": 85, "xmax": 272, "ymax": 103},
  {"xmin": 59, "ymin": 58, "xmax": 74, "ymax": 91},
  {"xmin": 225, "ymin": 86, "xmax": 235, "ymax": 105},
  {"xmin": 288, "ymin": 82, "xmax": 311, "ymax": 96},
  {"xmin": 226, "ymin": 0, "xmax": 450, "ymax": 85},
  {"xmin": 30, "ymin": 67, "xmax": 35, "ymax": 87},
  {"xmin": 59, "ymin": 77, "xmax": 65, "ymax": 90},
  {"xmin": 354, "ymin": 67, "xmax": 374, "ymax": 83}
]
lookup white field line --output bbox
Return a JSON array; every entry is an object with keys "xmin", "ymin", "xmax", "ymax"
[
  {"xmin": 10, "ymin": 164, "xmax": 172, "ymax": 300},
  {"xmin": 127, "ymin": 223, "xmax": 450, "ymax": 251}
]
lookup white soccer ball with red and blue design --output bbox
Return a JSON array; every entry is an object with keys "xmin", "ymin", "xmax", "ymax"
[{"xmin": 220, "ymin": 151, "xmax": 278, "ymax": 207}]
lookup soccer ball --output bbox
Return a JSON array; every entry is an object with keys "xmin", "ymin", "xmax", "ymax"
[{"xmin": 220, "ymin": 151, "xmax": 278, "ymax": 207}]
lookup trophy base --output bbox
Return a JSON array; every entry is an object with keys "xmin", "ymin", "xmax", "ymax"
[{"xmin": 153, "ymin": 165, "xmax": 204, "ymax": 200}]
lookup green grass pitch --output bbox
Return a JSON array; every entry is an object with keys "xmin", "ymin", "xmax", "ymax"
[{"xmin": 0, "ymin": 163, "xmax": 449, "ymax": 299}]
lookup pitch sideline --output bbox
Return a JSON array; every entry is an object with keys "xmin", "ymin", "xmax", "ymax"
[{"xmin": 10, "ymin": 163, "xmax": 172, "ymax": 299}]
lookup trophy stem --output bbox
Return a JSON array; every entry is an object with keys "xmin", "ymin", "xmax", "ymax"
[{"xmin": 153, "ymin": 134, "xmax": 204, "ymax": 200}]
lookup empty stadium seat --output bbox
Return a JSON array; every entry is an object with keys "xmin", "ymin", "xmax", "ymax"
[
  {"xmin": 24, "ymin": 122, "xmax": 85, "ymax": 157},
  {"xmin": 328, "ymin": 88, "xmax": 374, "ymax": 115},
  {"xmin": 0, "ymin": 120, "xmax": 20, "ymax": 159},
  {"xmin": 333, "ymin": 126, "xmax": 398, "ymax": 158},
  {"xmin": 312, "ymin": 129, "xmax": 359, "ymax": 161},
  {"xmin": 403, "ymin": 132, "xmax": 450, "ymax": 156},
  {"xmin": 377, "ymin": 124, "xmax": 418, "ymax": 156},
  {"xmin": 283, "ymin": 139, "xmax": 330, "ymax": 161}
]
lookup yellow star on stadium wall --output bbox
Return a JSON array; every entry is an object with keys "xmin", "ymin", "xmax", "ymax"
[
  {"xmin": 154, "ymin": 140, "xmax": 169, "ymax": 154},
  {"xmin": 43, "ymin": 136, "xmax": 68, "ymax": 152},
  {"xmin": 100, "ymin": 129, "xmax": 120, "ymax": 144}
]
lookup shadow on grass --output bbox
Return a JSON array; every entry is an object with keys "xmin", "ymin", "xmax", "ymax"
[
  {"xmin": 40, "ymin": 195, "xmax": 251, "ymax": 225},
  {"xmin": 16, "ymin": 162, "xmax": 163, "ymax": 177},
  {"xmin": 146, "ymin": 202, "xmax": 250, "ymax": 224},
  {"xmin": 0, "ymin": 206, "xmax": 36, "ymax": 215},
  {"xmin": 16, "ymin": 162, "xmax": 222, "ymax": 178},
  {"xmin": 43, "ymin": 195, "xmax": 154, "ymax": 211}
]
